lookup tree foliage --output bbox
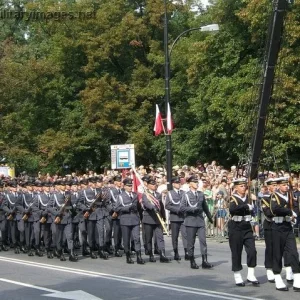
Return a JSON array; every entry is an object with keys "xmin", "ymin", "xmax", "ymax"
[{"xmin": 0, "ymin": 0, "xmax": 299, "ymax": 174}]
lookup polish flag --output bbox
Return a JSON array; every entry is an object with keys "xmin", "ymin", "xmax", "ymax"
[
  {"xmin": 132, "ymin": 171, "xmax": 144, "ymax": 201},
  {"xmin": 153, "ymin": 104, "xmax": 163, "ymax": 136},
  {"xmin": 167, "ymin": 102, "xmax": 174, "ymax": 134}
]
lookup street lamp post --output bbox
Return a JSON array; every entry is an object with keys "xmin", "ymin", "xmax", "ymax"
[{"xmin": 163, "ymin": 0, "xmax": 219, "ymax": 190}]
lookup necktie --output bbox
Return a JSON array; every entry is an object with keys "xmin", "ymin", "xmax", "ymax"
[
  {"xmin": 178, "ymin": 191, "xmax": 180, "ymax": 195},
  {"xmin": 129, "ymin": 194, "xmax": 133, "ymax": 200},
  {"xmin": 118, "ymin": 189, "xmax": 121, "ymax": 194}
]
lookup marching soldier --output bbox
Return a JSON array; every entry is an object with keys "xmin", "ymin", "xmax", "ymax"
[
  {"xmin": 22, "ymin": 182, "xmax": 38, "ymax": 256},
  {"xmin": 165, "ymin": 176, "xmax": 188, "ymax": 261},
  {"xmin": 141, "ymin": 178, "xmax": 170, "ymax": 263},
  {"xmin": 108, "ymin": 175, "xmax": 123, "ymax": 257},
  {"xmin": 228, "ymin": 178, "xmax": 259, "ymax": 286},
  {"xmin": 78, "ymin": 177, "xmax": 99, "ymax": 259},
  {"xmin": 0, "ymin": 182, "xmax": 9, "ymax": 251},
  {"xmin": 95, "ymin": 176, "xmax": 112, "ymax": 259},
  {"xmin": 115, "ymin": 178, "xmax": 145, "ymax": 264},
  {"xmin": 180, "ymin": 176, "xmax": 213, "ymax": 269},
  {"xmin": 3, "ymin": 182, "xmax": 25, "ymax": 254},
  {"xmin": 47, "ymin": 182, "xmax": 77, "ymax": 262},
  {"xmin": 31, "ymin": 182, "xmax": 52, "ymax": 258},
  {"xmin": 261, "ymin": 178, "xmax": 277, "ymax": 283},
  {"xmin": 270, "ymin": 177, "xmax": 300, "ymax": 291}
]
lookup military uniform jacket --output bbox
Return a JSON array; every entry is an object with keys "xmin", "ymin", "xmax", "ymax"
[
  {"xmin": 71, "ymin": 191, "xmax": 82, "ymax": 224},
  {"xmin": 180, "ymin": 190, "xmax": 211, "ymax": 227},
  {"xmin": 270, "ymin": 191, "xmax": 298, "ymax": 232},
  {"xmin": 31, "ymin": 192, "xmax": 50, "ymax": 222},
  {"xmin": 47, "ymin": 191, "xmax": 72, "ymax": 224},
  {"xmin": 109, "ymin": 187, "xmax": 122, "ymax": 219},
  {"xmin": 115, "ymin": 191, "xmax": 140, "ymax": 226},
  {"xmin": 0, "ymin": 192, "xmax": 6, "ymax": 222},
  {"xmin": 229, "ymin": 193, "xmax": 252, "ymax": 231},
  {"xmin": 22, "ymin": 192, "xmax": 36, "ymax": 222},
  {"xmin": 3, "ymin": 192, "xmax": 21, "ymax": 221},
  {"xmin": 141, "ymin": 191, "xmax": 165, "ymax": 225},
  {"xmin": 78, "ymin": 187, "xmax": 99, "ymax": 221},
  {"xmin": 165, "ymin": 189, "xmax": 184, "ymax": 222}
]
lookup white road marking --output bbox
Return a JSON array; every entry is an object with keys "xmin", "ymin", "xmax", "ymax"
[
  {"xmin": 0, "ymin": 278, "xmax": 102, "ymax": 300},
  {"xmin": 0, "ymin": 256, "xmax": 264, "ymax": 300}
]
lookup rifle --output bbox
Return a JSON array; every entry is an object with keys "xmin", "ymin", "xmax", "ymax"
[
  {"xmin": 54, "ymin": 194, "xmax": 72, "ymax": 224},
  {"xmin": 286, "ymin": 150, "xmax": 295, "ymax": 214},
  {"xmin": 132, "ymin": 166, "xmax": 170, "ymax": 236},
  {"xmin": 22, "ymin": 205, "xmax": 33, "ymax": 221},
  {"xmin": 7, "ymin": 207, "xmax": 17, "ymax": 221},
  {"xmin": 83, "ymin": 189, "xmax": 110, "ymax": 219}
]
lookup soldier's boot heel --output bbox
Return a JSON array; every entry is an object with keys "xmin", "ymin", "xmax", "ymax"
[
  {"xmin": 126, "ymin": 252, "xmax": 134, "ymax": 264},
  {"xmin": 136, "ymin": 251, "xmax": 145, "ymax": 265},
  {"xmin": 69, "ymin": 250, "xmax": 78, "ymax": 262},
  {"xmin": 35, "ymin": 248, "xmax": 44, "ymax": 257},
  {"xmin": 28, "ymin": 248, "xmax": 34, "ymax": 256},
  {"xmin": 159, "ymin": 250, "xmax": 171, "ymax": 263},
  {"xmin": 174, "ymin": 249, "xmax": 181, "ymax": 261},
  {"xmin": 202, "ymin": 255, "xmax": 213, "ymax": 269}
]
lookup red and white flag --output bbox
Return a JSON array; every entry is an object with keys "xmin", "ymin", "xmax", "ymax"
[
  {"xmin": 132, "ymin": 171, "xmax": 144, "ymax": 201},
  {"xmin": 153, "ymin": 104, "xmax": 163, "ymax": 136},
  {"xmin": 166, "ymin": 102, "xmax": 174, "ymax": 134}
]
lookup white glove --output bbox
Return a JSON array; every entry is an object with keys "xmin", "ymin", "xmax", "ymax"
[
  {"xmin": 292, "ymin": 211, "xmax": 297, "ymax": 218},
  {"xmin": 247, "ymin": 204, "xmax": 253, "ymax": 210}
]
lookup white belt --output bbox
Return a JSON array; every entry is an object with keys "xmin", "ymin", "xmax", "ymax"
[
  {"xmin": 232, "ymin": 215, "xmax": 252, "ymax": 222},
  {"xmin": 273, "ymin": 216, "xmax": 291, "ymax": 223}
]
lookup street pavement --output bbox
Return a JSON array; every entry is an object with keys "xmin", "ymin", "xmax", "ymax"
[{"xmin": 0, "ymin": 236, "xmax": 299, "ymax": 300}]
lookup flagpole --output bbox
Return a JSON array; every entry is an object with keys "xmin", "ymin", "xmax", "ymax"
[{"xmin": 164, "ymin": 0, "xmax": 172, "ymax": 191}]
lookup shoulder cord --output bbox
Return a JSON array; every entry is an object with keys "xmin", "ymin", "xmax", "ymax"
[{"xmin": 168, "ymin": 191, "xmax": 180, "ymax": 205}]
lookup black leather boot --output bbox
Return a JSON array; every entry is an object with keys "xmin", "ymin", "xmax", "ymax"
[
  {"xmin": 0, "ymin": 244, "xmax": 9, "ymax": 251},
  {"xmin": 82, "ymin": 243, "xmax": 90, "ymax": 256},
  {"xmin": 202, "ymin": 254, "xmax": 213, "ymax": 269},
  {"xmin": 136, "ymin": 250, "xmax": 145, "ymax": 264},
  {"xmin": 69, "ymin": 249, "xmax": 78, "ymax": 262},
  {"xmin": 184, "ymin": 248, "xmax": 189, "ymax": 260},
  {"xmin": 53, "ymin": 248, "xmax": 59, "ymax": 258},
  {"xmin": 21, "ymin": 244, "xmax": 27, "ymax": 253},
  {"xmin": 28, "ymin": 248, "xmax": 34, "ymax": 256},
  {"xmin": 190, "ymin": 256, "xmax": 199, "ymax": 269},
  {"xmin": 149, "ymin": 251, "xmax": 156, "ymax": 262},
  {"xmin": 59, "ymin": 249, "xmax": 66, "ymax": 261},
  {"xmin": 90, "ymin": 250, "xmax": 98, "ymax": 259},
  {"xmin": 105, "ymin": 243, "xmax": 114, "ymax": 255},
  {"xmin": 98, "ymin": 247, "xmax": 108, "ymax": 260},
  {"xmin": 126, "ymin": 251, "xmax": 134, "ymax": 264},
  {"xmin": 35, "ymin": 248, "xmax": 43, "ymax": 257},
  {"xmin": 14, "ymin": 244, "xmax": 20, "ymax": 254},
  {"xmin": 47, "ymin": 249, "xmax": 53, "ymax": 259},
  {"xmin": 174, "ymin": 249, "xmax": 181, "ymax": 261},
  {"xmin": 114, "ymin": 246, "xmax": 122, "ymax": 257},
  {"xmin": 160, "ymin": 249, "xmax": 171, "ymax": 263}
]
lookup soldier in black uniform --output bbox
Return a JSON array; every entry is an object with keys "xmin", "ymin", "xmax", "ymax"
[
  {"xmin": 0, "ymin": 182, "xmax": 9, "ymax": 251},
  {"xmin": 180, "ymin": 176, "xmax": 213, "ymax": 269},
  {"xmin": 228, "ymin": 178, "xmax": 259, "ymax": 286},
  {"xmin": 270, "ymin": 177, "xmax": 300, "ymax": 291},
  {"xmin": 141, "ymin": 179, "xmax": 170, "ymax": 263},
  {"xmin": 165, "ymin": 177, "xmax": 188, "ymax": 261},
  {"xmin": 261, "ymin": 178, "xmax": 277, "ymax": 283},
  {"xmin": 115, "ymin": 178, "xmax": 145, "ymax": 264}
]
